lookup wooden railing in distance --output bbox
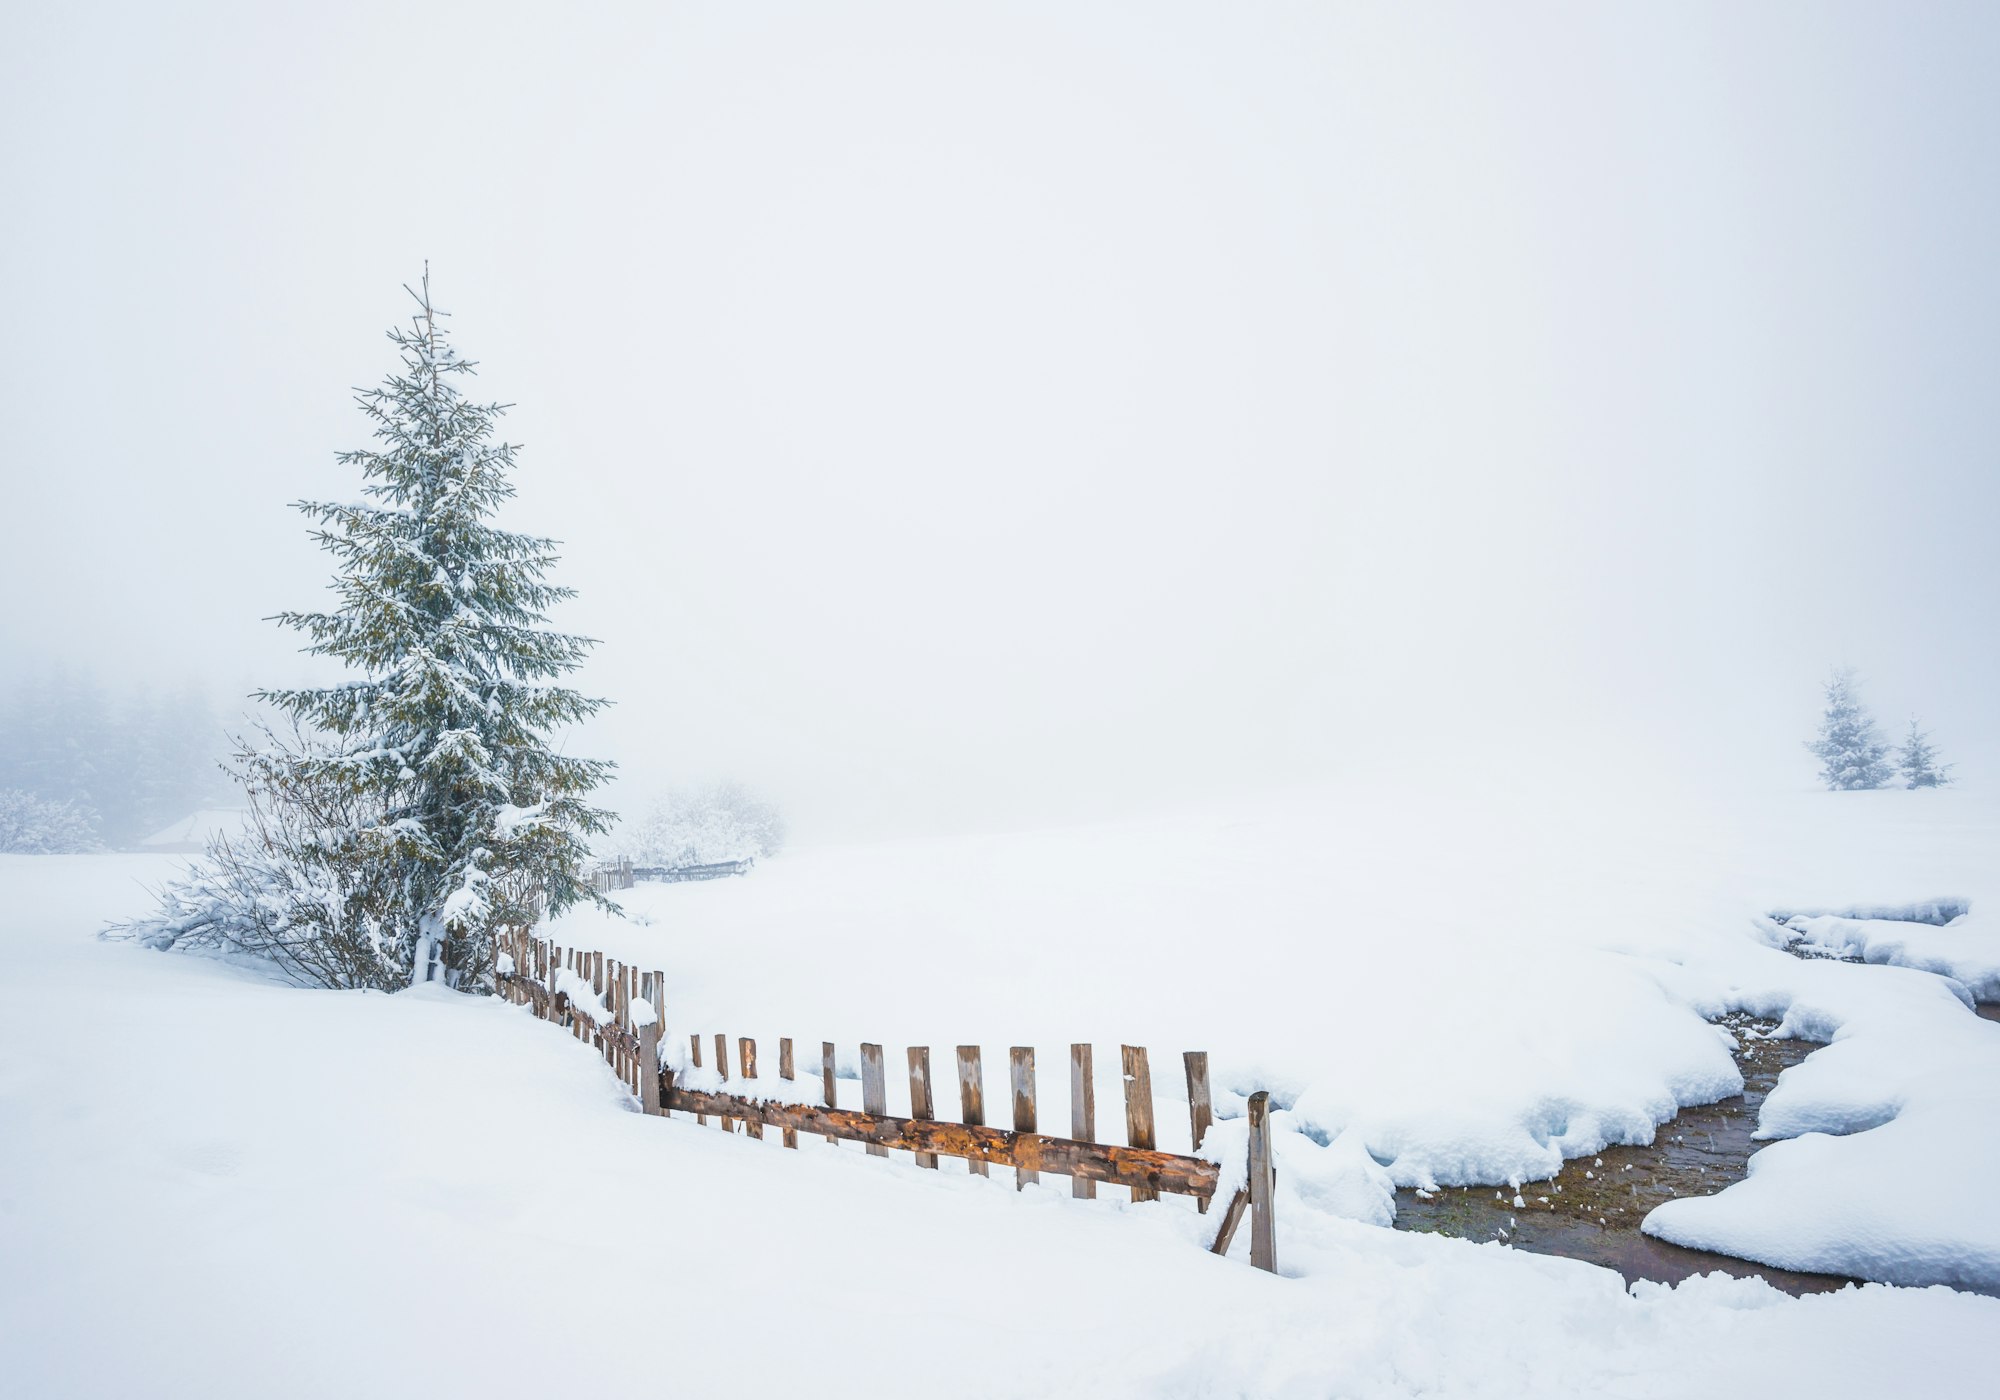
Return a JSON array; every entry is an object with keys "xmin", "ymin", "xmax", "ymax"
[{"xmin": 494, "ymin": 926, "xmax": 1277, "ymax": 1273}]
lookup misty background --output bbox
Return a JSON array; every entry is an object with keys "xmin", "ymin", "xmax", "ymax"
[{"xmin": 3, "ymin": 1, "xmax": 1996, "ymax": 841}]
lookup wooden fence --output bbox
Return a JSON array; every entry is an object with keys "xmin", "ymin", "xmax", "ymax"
[
  {"xmin": 590, "ymin": 858, "xmax": 635, "ymax": 893},
  {"xmin": 494, "ymin": 926, "xmax": 1277, "ymax": 1272}
]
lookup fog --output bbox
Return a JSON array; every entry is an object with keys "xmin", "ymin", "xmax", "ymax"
[{"xmin": 4, "ymin": 2, "xmax": 1997, "ymax": 840}]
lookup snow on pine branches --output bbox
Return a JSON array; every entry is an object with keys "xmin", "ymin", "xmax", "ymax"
[
  {"xmin": 1895, "ymin": 719, "xmax": 1953, "ymax": 790},
  {"xmin": 117, "ymin": 273, "xmax": 613, "ymax": 990},
  {"xmin": 1805, "ymin": 669, "xmax": 1893, "ymax": 791}
]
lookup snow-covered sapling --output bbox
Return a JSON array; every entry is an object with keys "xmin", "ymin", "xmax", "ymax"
[
  {"xmin": 1804, "ymin": 669, "xmax": 1892, "ymax": 791},
  {"xmin": 1895, "ymin": 719, "xmax": 1953, "ymax": 789}
]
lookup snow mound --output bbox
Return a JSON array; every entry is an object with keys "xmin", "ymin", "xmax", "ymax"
[{"xmin": 1785, "ymin": 911, "xmax": 2000, "ymax": 1002}]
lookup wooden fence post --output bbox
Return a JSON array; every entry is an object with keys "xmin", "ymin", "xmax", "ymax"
[
  {"xmin": 1122, "ymin": 1046, "xmax": 1158, "ymax": 1203},
  {"xmin": 688, "ymin": 1032, "xmax": 706, "ymax": 1125},
  {"xmin": 1010, "ymin": 1048, "xmax": 1037, "ymax": 1189},
  {"xmin": 1184, "ymin": 1051, "xmax": 1213, "ymax": 1214},
  {"xmin": 779, "ymin": 1038, "xmax": 799, "ymax": 1148},
  {"xmin": 908, "ymin": 1047, "xmax": 937, "ymax": 1169},
  {"xmin": 956, "ymin": 1047, "xmax": 988, "ymax": 1177},
  {"xmin": 821, "ymin": 1042, "xmax": 838, "ymax": 1144},
  {"xmin": 1248, "ymin": 1089, "xmax": 1276, "ymax": 1273},
  {"xmin": 1070, "ymin": 1044, "xmax": 1096, "ymax": 1200},
  {"xmin": 638, "ymin": 1020, "xmax": 662, "ymax": 1115},
  {"xmin": 714, "ymin": 1034, "xmax": 732, "ymax": 1132},
  {"xmin": 860, "ymin": 1044, "xmax": 889, "ymax": 1158},
  {"xmin": 739, "ymin": 1038, "xmax": 763, "ymax": 1139}
]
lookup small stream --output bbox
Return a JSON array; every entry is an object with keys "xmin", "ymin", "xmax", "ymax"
[{"xmin": 1394, "ymin": 1013, "xmax": 1860, "ymax": 1295}]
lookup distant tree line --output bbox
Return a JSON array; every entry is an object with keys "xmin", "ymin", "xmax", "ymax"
[
  {"xmin": 608, "ymin": 782, "xmax": 786, "ymax": 870},
  {"xmin": 0, "ymin": 670, "xmax": 236, "ymax": 850},
  {"xmin": 1806, "ymin": 669, "xmax": 1953, "ymax": 791}
]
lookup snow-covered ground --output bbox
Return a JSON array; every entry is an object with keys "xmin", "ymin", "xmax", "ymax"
[{"xmin": 5, "ymin": 779, "xmax": 2000, "ymax": 1396}]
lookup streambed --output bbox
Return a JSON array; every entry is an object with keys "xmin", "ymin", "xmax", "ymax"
[{"xmin": 1394, "ymin": 1013, "xmax": 1860, "ymax": 1295}]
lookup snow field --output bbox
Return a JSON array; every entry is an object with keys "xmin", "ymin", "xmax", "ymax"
[
  {"xmin": 548, "ymin": 779, "xmax": 2000, "ymax": 1290},
  {"xmin": 5, "ymin": 851, "xmax": 2000, "ymax": 1398},
  {"xmin": 8, "ymin": 775, "xmax": 2000, "ymax": 1395}
]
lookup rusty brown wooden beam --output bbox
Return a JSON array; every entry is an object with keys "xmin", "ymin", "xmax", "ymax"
[{"xmin": 660, "ymin": 1085, "xmax": 1219, "ymax": 1199}]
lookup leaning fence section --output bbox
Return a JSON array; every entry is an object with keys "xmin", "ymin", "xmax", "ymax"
[{"xmin": 494, "ymin": 926, "xmax": 1277, "ymax": 1272}]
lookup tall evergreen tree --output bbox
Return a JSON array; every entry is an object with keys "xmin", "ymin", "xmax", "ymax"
[
  {"xmin": 1805, "ymin": 668, "xmax": 1892, "ymax": 791},
  {"xmin": 1895, "ymin": 718, "xmax": 1953, "ymax": 789},
  {"xmin": 256, "ymin": 272, "xmax": 613, "ymax": 986}
]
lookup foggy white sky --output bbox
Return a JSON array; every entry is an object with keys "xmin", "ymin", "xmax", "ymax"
[{"xmin": 3, "ymin": 2, "xmax": 1996, "ymax": 836}]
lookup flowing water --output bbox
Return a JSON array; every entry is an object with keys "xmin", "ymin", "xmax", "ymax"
[{"xmin": 1394, "ymin": 1014, "xmax": 1861, "ymax": 1295}]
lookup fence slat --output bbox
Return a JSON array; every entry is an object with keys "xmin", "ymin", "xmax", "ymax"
[
  {"xmin": 1122, "ymin": 1045, "xmax": 1158, "ymax": 1203},
  {"xmin": 860, "ymin": 1044, "xmax": 889, "ymax": 1157},
  {"xmin": 956, "ymin": 1046, "xmax": 988, "ymax": 1177},
  {"xmin": 778, "ymin": 1039, "xmax": 798, "ymax": 1148},
  {"xmin": 1070, "ymin": 1043, "xmax": 1097, "ymax": 1199},
  {"xmin": 714, "ymin": 1033, "xmax": 732, "ymax": 1132},
  {"xmin": 1247, "ymin": 1090, "xmax": 1277, "ymax": 1273},
  {"xmin": 908, "ymin": 1048, "xmax": 937, "ymax": 1168},
  {"xmin": 1184, "ymin": 1050, "xmax": 1213, "ymax": 1214},
  {"xmin": 738, "ymin": 1038, "xmax": 763, "ymax": 1140},
  {"xmin": 821, "ymin": 1042, "xmax": 838, "ymax": 1144},
  {"xmin": 638, "ymin": 1020, "xmax": 662, "ymax": 1115},
  {"xmin": 1010, "ymin": 1047, "xmax": 1038, "ymax": 1189},
  {"xmin": 1209, "ymin": 1186, "xmax": 1250, "ymax": 1256}
]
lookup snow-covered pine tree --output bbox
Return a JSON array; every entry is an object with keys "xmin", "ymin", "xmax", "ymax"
[
  {"xmin": 1804, "ymin": 669, "xmax": 1893, "ymax": 791},
  {"xmin": 1895, "ymin": 719, "xmax": 1953, "ymax": 789},
  {"xmin": 256, "ymin": 271, "xmax": 614, "ymax": 987}
]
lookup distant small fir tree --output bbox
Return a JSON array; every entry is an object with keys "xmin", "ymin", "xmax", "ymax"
[
  {"xmin": 1895, "ymin": 719, "xmax": 1953, "ymax": 789},
  {"xmin": 1805, "ymin": 669, "xmax": 1893, "ymax": 791}
]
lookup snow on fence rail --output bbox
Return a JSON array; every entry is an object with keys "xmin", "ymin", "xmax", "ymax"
[{"xmin": 493, "ymin": 926, "xmax": 1278, "ymax": 1272}]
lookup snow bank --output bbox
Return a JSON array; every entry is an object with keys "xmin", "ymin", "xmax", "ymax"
[
  {"xmin": 1645, "ymin": 955, "xmax": 2000, "ymax": 1287},
  {"xmin": 1784, "ymin": 912, "xmax": 2000, "ymax": 1001}
]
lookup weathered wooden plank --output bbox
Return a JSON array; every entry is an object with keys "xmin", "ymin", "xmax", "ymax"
[
  {"xmin": 907, "ymin": 1047, "xmax": 937, "ymax": 1168},
  {"xmin": 660, "ymin": 1086, "xmax": 1221, "ymax": 1197},
  {"xmin": 1184, "ymin": 1050, "xmax": 1214, "ymax": 1214},
  {"xmin": 1123, "ymin": 1045, "xmax": 1158, "ymax": 1203},
  {"xmin": 712, "ymin": 1032, "xmax": 728, "ymax": 1136},
  {"xmin": 956, "ymin": 1046, "xmax": 988, "ymax": 1177},
  {"xmin": 779, "ymin": 1038, "xmax": 798, "ymax": 1149},
  {"xmin": 1010, "ymin": 1047, "xmax": 1038, "ymax": 1189},
  {"xmin": 821, "ymin": 1041, "xmax": 838, "ymax": 1144},
  {"xmin": 638, "ymin": 1020, "xmax": 662, "ymax": 1115},
  {"xmin": 738, "ymin": 1038, "xmax": 763, "ymax": 1139},
  {"xmin": 860, "ymin": 1043, "xmax": 889, "ymax": 1158},
  {"xmin": 1070, "ymin": 1044, "xmax": 1096, "ymax": 1199},
  {"xmin": 690, "ymin": 1033, "xmax": 703, "ymax": 1068},
  {"xmin": 1209, "ymin": 1186, "xmax": 1250, "ymax": 1256},
  {"xmin": 1247, "ymin": 1089, "xmax": 1276, "ymax": 1273}
]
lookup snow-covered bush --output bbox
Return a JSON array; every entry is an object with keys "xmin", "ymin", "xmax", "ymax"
[
  {"xmin": 609, "ymin": 783, "xmax": 785, "ymax": 869},
  {"xmin": 1896, "ymin": 719, "xmax": 1953, "ymax": 789},
  {"xmin": 1805, "ymin": 669, "xmax": 1892, "ymax": 791},
  {"xmin": 109, "ymin": 724, "xmax": 411, "ymax": 988},
  {"xmin": 0, "ymin": 787, "xmax": 102, "ymax": 853}
]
